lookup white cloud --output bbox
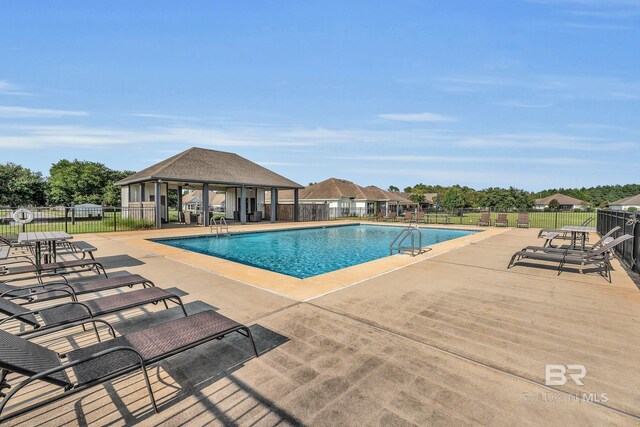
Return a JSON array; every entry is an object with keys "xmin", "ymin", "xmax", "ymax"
[
  {"xmin": 0, "ymin": 124, "xmax": 320, "ymax": 149},
  {"xmin": 457, "ymin": 132, "xmax": 635, "ymax": 151},
  {"xmin": 0, "ymin": 106, "xmax": 87, "ymax": 118},
  {"xmin": 0, "ymin": 80, "xmax": 34, "ymax": 96},
  {"xmin": 130, "ymin": 112, "xmax": 199, "ymax": 121},
  {"xmin": 564, "ymin": 22, "xmax": 634, "ymax": 29},
  {"xmin": 347, "ymin": 155, "xmax": 597, "ymax": 166},
  {"xmin": 436, "ymin": 74, "xmax": 640, "ymax": 101},
  {"xmin": 493, "ymin": 100, "xmax": 553, "ymax": 108},
  {"xmin": 378, "ymin": 112, "xmax": 456, "ymax": 123}
]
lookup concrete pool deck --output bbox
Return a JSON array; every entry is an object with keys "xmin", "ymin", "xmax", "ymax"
[
  {"xmin": 4, "ymin": 223, "xmax": 640, "ymax": 425},
  {"xmin": 100, "ymin": 221, "xmax": 508, "ymax": 300}
]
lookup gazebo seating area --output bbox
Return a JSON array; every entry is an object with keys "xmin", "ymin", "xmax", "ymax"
[{"xmin": 116, "ymin": 147, "xmax": 304, "ymax": 228}]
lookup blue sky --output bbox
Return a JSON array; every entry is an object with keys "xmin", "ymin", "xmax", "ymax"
[{"xmin": 1, "ymin": 0, "xmax": 638, "ymax": 191}]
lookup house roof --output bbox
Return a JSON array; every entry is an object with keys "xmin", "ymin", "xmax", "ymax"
[
  {"xmin": 399, "ymin": 192, "xmax": 438, "ymax": 204},
  {"xmin": 115, "ymin": 147, "xmax": 303, "ymax": 189},
  {"xmin": 363, "ymin": 186, "xmax": 416, "ymax": 204},
  {"xmin": 182, "ymin": 190, "xmax": 226, "ymax": 205},
  {"xmin": 421, "ymin": 193, "xmax": 438, "ymax": 204},
  {"xmin": 610, "ymin": 194, "xmax": 640, "ymax": 206},
  {"xmin": 266, "ymin": 178, "xmax": 416, "ymax": 204},
  {"xmin": 535, "ymin": 193, "xmax": 589, "ymax": 206}
]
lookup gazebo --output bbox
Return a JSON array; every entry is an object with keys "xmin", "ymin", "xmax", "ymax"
[{"xmin": 115, "ymin": 147, "xmax": 303, "ymax": 228}]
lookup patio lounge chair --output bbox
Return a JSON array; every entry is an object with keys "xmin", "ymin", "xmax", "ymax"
[
  {"xmin": 0, "ymin": 236, "xmax": 32, "ymax": 253},
  {"xmin": 519, "ymin": 226, "xmax": 621, "ymax": 255},
  {"xmin": 477, "ymin": 213, "xmax": 491, "ymax": 226},
  {"xmin": 0, "ymin": 310, "xmax": 258, "ymax": 422},
  {"xmin": 403, "ymin": 212, "xmax": 414, "ymax": 223},
  {"xmin": 0, "ymin": 287, "xmax": 187, "ymax": 336},
  {"xmin": 507, "ymin": 234, "xmax": 633, "ymax": 282},
  {"xmin": 386, "ymin": 212, "xmax": 397, "ymax": 222},
  {"xmin": 415, "ymin": 212, "xmax": 425, "ymax": 223},
  {"xmin": 374, "ymin": 211, "xmax": 384, "ymax": 221},
  {"xmin": 495, "ymin": 214, "xmax": 508, "ymax": 227},
  {"xmin": 537, "ymin": 217, "xmax": 594, "ymax": 239},
  {"xmin": 0, "ymin": 273, "xmax": 154, "ymax": 305},
  {"xmin": 0, "ymin": 257, "xmax": 107, "ymax": 279},
  {"xmin": 517, "ymin": 212, "xmax": 530, "ymax": 228}
]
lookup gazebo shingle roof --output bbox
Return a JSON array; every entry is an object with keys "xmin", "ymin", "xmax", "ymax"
[{"xmin": 115, "ymin": 147, "xmax": 302, "ymax": 189}]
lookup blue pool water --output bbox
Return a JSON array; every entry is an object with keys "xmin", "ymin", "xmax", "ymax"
[{"xmin": 153, "ymin": 225, "xmax": 476, "ymax": 279}]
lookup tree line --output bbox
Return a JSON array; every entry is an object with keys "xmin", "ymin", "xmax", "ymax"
[
  {"xmin": 395, "ymin": 183, "xmax": 640, "ymax": 211},
  {"xmin": 0, "ymin": 161, "xmax": 133, "ymax": 207}
]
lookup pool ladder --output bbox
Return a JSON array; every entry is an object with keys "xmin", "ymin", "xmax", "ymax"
[
  {"xmin": 210, "ymin": 217, "xmax": 229, "ymax": 237},
  {"xmin": 389, "ymin": 222, "xmax": 423, "ymax": 256}
]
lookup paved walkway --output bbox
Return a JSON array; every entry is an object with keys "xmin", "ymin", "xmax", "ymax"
[{"xmin": 5, "ymin": 226, "xmax": 640, "ymax": 426}]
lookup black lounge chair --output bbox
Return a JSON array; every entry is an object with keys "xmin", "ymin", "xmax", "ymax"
[
  {"xmin": 520, "ymin": 226, "xmax": 621, "ymax": 255},
  {"xmin": 0, "ymin": 287, "xmax": 187, "ymax": 337},
  {"xmin": 0, "ymin": 310, "xmax": 258, "ymax": 422},
  {"xmin": 0, "ymin": 257, "xmax": 107, "ymax": 279},
  {"xmin": 507, "ymin": 234, "xmax": 633, "ymax": 282},
  {"xmin": 0, "ymin": 273, "xmax": 154, "ymax": 305},
  {"xmin": 0, "ymin": 236, "xmax": 32, "ymax": 253}
]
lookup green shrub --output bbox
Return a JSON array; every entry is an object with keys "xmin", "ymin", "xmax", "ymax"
[
  {"xmin": 628, "ymin": 207, "xmax": 638, "ymax": 212},
  {"xmin": 104, "ymin": 217, "xmax": 154, "ymax": 230}
]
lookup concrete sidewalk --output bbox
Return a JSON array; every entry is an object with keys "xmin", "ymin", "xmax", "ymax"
[{"xmin": 4, "ymin": 226, "xmax": 639, "ymax": 426}]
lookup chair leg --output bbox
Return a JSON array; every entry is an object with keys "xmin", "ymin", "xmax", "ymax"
[
  {"xmin": 507, "ymin": 254, "xmax": 517, "ymax": 269},
  {"xmin": 243, "ymin": 327, "xmax": 259, "ymax": 358},
  {"xmin": 140, "ymin": 365, "xmax": 159, "ymax": 413},
  {"xmin": 91, "ymin": 320, "xmax": 102, "ymax": 342},
  {"xmin": 170, "ymin": 296, "xmax": 188, "ymax": 316}
]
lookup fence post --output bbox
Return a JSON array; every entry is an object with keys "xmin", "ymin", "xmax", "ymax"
[
  {"xmin": 554, "ymin": 211, "xmax": 558, "ymax": 228},
  {"xmin": 113, "ymin": 207, "xmax": 117, "ymax": 231},
  {"xmin": 64, "ymin": 208, "xmax": 68, "ymax": 233}
]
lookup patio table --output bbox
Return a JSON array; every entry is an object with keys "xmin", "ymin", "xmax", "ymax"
[
  {"xmin": 17, "ymin": 231, "xmax": 73, "ymax": 268},
  {"xmin": 560, "ymin": 226, "xmax": 596, "ymax": 250}
]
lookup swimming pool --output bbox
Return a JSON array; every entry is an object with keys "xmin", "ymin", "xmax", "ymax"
[{"xmin": 153, "ymin": 225, "xmax": 477, "ymax": 279}]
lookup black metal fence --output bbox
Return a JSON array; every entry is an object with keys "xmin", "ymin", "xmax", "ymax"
[
  {"xmin": 597, "ymin": 209, "xmax": 639, "ymax": 274},
  {"xmin": 0, "ymin": 206, "xmax": 156, "ymax": 237},
  {"xmin": 328, "ymin": 207, "xmax": 598, "ymax": 228}
]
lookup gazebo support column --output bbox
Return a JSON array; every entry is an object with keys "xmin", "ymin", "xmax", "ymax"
[
  {"xmin": 202, "ymin": 183, "xmax": 210, "ymax": 226},
  {"xmin": 271, "ymin": 188, "xmax": 277, "ymax": 223},
  {"xmin": 177, "ymin": 185, "xmax": 183, "ymax": 217},
  {"xmin": 294, "ymin": 189, "xmax": 299, "ymax": 222},
  {"xmin": 154, "ymin": 181, "xmax": 162, "ymax": 229},
  {"xmin": 240, "ymin": 185, "xmax": 247, "ymax": 224}
]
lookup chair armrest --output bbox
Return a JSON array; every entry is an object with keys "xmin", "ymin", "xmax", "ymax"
[
  {"xmin": 20, "ymin": 318, "xmax": 115, "ymax": 340},
  {"xmin": 0, "ymin": 346, "xmax": 146, "ymax": 416}
]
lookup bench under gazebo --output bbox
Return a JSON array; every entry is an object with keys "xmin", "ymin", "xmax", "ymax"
[{"xmin": 115, "ymin": 147, "xmax": 303, "ymax": 228}]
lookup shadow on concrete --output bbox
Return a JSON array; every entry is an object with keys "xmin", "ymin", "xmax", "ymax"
[
  {"xmin": 7, "ymin": 301, "xmax": 295, "ymax": 426},
  {"xmin": 97, "ymin": 254, "xmax": 147, "ymax": 269}
]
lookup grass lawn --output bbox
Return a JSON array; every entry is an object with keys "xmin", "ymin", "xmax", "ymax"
[
  {"xmin": 454, "ymin": 211, "xmax": 596, "ymax": 228},
  {"xmin": 343, "ymin": 211, "xmax": 597, "ymax": 228},
  {"xmin": 0, "ymin": 211, "xmax": 154, "ymax": 235}
]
